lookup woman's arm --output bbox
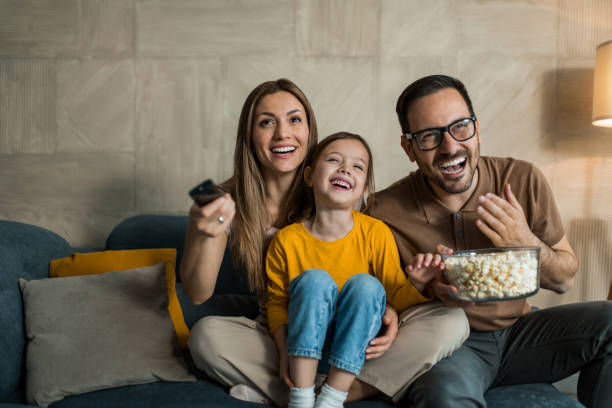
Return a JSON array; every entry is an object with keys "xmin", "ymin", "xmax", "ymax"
[
  {"xmin": 272, "ymin": 325, "xmax": 294, "ymax": 388},
  {"xmin": 180, "ymin": 194, "xmax": 235, "ymax": 304}
]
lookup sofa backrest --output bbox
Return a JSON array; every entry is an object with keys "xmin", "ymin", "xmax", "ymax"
[
  {"xmin": 0, "ymin": 220, "xmax": 72, "ymax": 402},
  {"xmin": 105, "ymin": 215, "xmax": 252, "ymax": 296}
]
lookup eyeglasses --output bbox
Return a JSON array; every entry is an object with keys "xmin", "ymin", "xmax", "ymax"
[{"xmin": 403, "ymin": 116, "xmax": 477, "ymax": 151}]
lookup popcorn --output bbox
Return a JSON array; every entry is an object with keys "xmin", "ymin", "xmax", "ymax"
[{"xmin": 443, "ymin": 248, "xmax": 539, "ymax": 300}]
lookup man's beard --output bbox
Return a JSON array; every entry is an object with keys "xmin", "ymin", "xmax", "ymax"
[{"xmin": 418, "ymin": 148, "xmax": 478, "ymax": 195}]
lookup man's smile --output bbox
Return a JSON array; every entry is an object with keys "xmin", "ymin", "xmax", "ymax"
[{"xmin": 436, "ymin": 155, "xmax": 468, "ymax": 177}]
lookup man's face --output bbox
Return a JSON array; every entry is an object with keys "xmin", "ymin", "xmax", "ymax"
[{"xmin": 400, "ymin": 88, "xmax": 480, "ymax": 196}]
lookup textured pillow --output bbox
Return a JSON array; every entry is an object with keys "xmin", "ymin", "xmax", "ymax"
[
  {"xmin": 49, "ymin": 249, "xmax": 189, "ymax": 348},
  {"xmin": 19, "ymin": 263, "xmax": 196, "ymax": 406}
]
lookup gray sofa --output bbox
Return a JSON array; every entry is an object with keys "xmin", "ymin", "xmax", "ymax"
[{"xmin": 0, "ymin": 215, "xmax": 584, "ymax": 407}]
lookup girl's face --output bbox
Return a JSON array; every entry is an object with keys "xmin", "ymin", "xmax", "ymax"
[
  {"xmin": 251, "ymin": 91, "xmax": 310, "ymax": 178},
  {"xmin": 306, "ymin": 138, "xmax": 370, "ymax": 210}
]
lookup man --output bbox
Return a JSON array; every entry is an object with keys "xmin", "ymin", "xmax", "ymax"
[{"xmin": 367, "ymin": 74, "xmax": 611, "ymax": 408}]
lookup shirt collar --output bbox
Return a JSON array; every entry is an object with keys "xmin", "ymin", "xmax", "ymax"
[{"xmin": 419, "ymin": 157, "xmax": 488, "ymax": 223}]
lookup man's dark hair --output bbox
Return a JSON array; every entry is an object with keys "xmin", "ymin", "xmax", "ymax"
[{"xmin": 395, "ymin": 75, "xmax": 475, "ymax": 135}]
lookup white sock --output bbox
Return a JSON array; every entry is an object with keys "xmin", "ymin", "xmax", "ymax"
[
  {"xmin": 314, "ymin": 383, "xmax": 348, "ymax": 408},
  {"xmin": 315, "ymin": 373, "xmax": 328, "ymax": 390},
  {"xmin": 288, "ymin": 385, "xmax": 316, "ymax": 408},
  {"xmin": 229, "ymin": 384, "xmax": 272, "ymax": 405}
]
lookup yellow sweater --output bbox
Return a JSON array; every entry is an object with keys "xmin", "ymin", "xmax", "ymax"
[{"xmin": 266, "ymin": 211, "xmax": 429, "ymax": 334}]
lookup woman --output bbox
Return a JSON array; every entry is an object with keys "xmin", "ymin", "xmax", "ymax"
[
  {"xmin": 180, "ymin": 79, "xmax": 316, "ymax": 305},
  {"xmin": 181, "ymin": 79, "xmax": 398, "ymax": 406}
]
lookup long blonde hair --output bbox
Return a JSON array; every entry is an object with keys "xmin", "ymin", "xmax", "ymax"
[{"xmin": 228, "ymin": 79, "xmax": 318, "ymax": 293}]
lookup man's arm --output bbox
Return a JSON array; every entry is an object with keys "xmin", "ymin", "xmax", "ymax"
[
  {"xmin": 534, "ymin": 235, "xmax": 577, "ymax": 293},
  {"xmin": 475, "ymin": 184, "xmax": 578, "ymax": 293}
]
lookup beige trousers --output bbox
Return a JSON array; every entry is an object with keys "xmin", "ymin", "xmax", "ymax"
[{"xmin": 189, "ymin": 302, "xmax": 469, "ymax": 407}]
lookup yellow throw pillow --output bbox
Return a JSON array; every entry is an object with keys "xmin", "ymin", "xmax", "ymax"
[{"xmin": 49, "ymin": 249, "xmax": 189, "ymax": 348}]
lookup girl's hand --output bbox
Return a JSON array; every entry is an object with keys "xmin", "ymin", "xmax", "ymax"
[
  {"xmin": 434, "ymin": 244, "xmax": 453, "ymax": 256},
  {"xmin": 407, "ymin": 253, "xmax": 444, "ymax": 294},
  {"xmin": 279, "ymin": 350, "xmax": 294, "ymax": 388},
  {"xmin": 365, "ymin": 304, "xmax": 399, "ymax": 359},
  {"xmin": 188, "ymin": 193, "xmax": 235, "ymax": 238}
]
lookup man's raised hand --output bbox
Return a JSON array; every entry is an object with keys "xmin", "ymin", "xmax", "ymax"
[{"xmin": 475, "ymin": 184, "xmax": 539, "ymax": 248}]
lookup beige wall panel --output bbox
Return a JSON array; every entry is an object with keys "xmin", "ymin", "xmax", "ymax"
[
  {"xmin": 548, "ymin": 157, "xmax": 612, "ymax": 224},
  {"xmin": 0, "ymin": 152, "xmax": 134, "ymax": 212},
  {"xmin": 542, "ymin": 159, "xmax": 586, "ymax": 222},
  {"xmin": 0, "ymin": 0, "xmax": 609, "ymax": 300},
  {"xmin": 137, "ymin": 0, "xmax": 294, "ymax": 56},
  {"xmin": 0, "ymin": 58, "xmax": 55, "ymax": 153},
  {"xmin": 0, "ymin": 0, "xmax": 79, "ymax": 57},
  {"xmin": 223, "ymin": 56, "xmax": 377, "ymax": 147},
  {"xmin": 56, "ymin": 59, "xmax": 135, "ymax": 152},
  {"xmin": 375, "ymin": 56, "xmax": 459, "ymax": 189},
  {"xmin": 296, "ymin": 58, "xmax": 376, "ymax": 140},
  {"xmin": 0, "ymin": 208, "xmax": 136, "ymax": 248},
  {"xmin": 565, "ymin": 216, "xmax": 612, "ymax": 301},
  {"xmin": 458, "ymin": 0, "xmax": 557, "ymax": 56},
  {"xmin": 532, "ymin": 216, "xmax": 612, "ymax": 308},
  {"xmin": 135, "ymin": 59, "xmax": 225, "ymax": 212},
  {"xmin": 80, "ymin": 0, "xmax": 134, "ymax": 56},
  {"xmin": 536, "ymin": 156, "xmax": 612, "ymax": 308},
  {"xmin": 222, "ymin": 59, "xmax": 301, "ymax": 131},
  {"xmin": 297, "ymin": 0, "xmax": 379, "ymax": 56},
  {"xmin": 458, "ymin": 55, "xmax": 558, "ymax": 168},
  {"xmin": 544, "ymin": 158, "xmax": 612, "ymax": 306},
  {"xmin": 556, "ymin": 58, "xmax": 612, "ymax": 157},
  {"xmin": 559, "ymin": 0, "xmax": 612, "ymax": 58},
  {"xmin": 380, "ymin": 0, "xmax": 457, "ymax": 57}
]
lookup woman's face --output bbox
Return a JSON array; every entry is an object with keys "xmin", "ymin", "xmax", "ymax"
[
  {"xmin": 306, "ymin": 138, "xmax": 369, "ymax": 210},
  {"xmin": 252, "ymin": 91, "xmax": 310, "ymax": 178}
]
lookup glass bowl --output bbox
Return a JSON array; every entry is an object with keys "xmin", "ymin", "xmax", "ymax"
[{"xmin": 442, "ymin": 246, "xmax": 540, "ymax": 302}]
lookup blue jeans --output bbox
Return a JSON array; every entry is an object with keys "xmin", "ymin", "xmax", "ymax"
[{"xmin": 286, "ymin": 269, "xmax": 386, "ymax": 376}]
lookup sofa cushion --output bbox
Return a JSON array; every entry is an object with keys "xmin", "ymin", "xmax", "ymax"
[
  {"xmin": 47, "ymin": 379, "xmax": 265, "ymax": 408},
  {"xmin": 484, "ymin": 383, "xmax": 583, "ymax": 407},
  {"xmin": 106, "ymin": 215, "xmax": 258, "ymax": 330},
  {"xmin": 46, "ymin": 379, "xmax": 395, "ymax": 408},
  {"xmin": 44, "ymin": 381, "xmax": 580, "ymax": 408},
  {"xmin": 0, "ymin": 220, "xmax": 72, "ymax": 402},
  {"xmin": 49, "ymin": 249, "xmax": 189, "ymax": 348},
  {"xmin": 19, "ymin": 263, "xmax": 195, "ymax": 406}
]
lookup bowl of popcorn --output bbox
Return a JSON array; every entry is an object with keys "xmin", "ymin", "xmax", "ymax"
[{"xmin": 442, "ymin": 247, "xmax": 540, "ymax": 301}]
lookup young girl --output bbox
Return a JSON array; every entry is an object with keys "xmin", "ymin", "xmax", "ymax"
[{"xmin": 266, "ymin": 132, "xmax": 442, "ymax": 408}]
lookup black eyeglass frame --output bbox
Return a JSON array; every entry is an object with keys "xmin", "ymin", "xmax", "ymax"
[{"xmin": 402, "ymin": 116, "xmax": 478, "ymax": 151}]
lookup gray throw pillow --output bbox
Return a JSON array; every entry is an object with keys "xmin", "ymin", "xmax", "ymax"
[{"xmin": 19, "ymin": 263, "xmax": 195, "ymax": 406}]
